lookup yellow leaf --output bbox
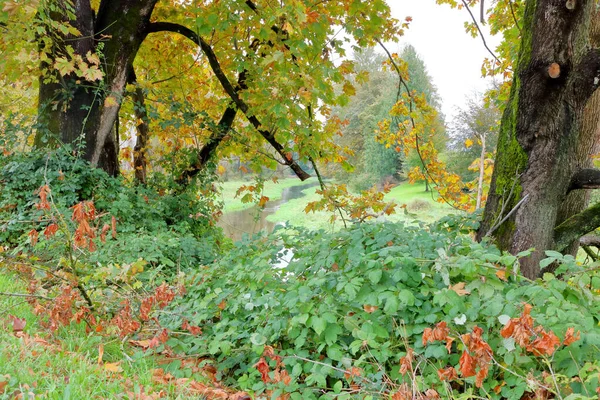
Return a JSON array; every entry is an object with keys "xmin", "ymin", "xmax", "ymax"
[
  {"xmin": 217, "ymin": 165, "xmax": 226, "ymax": 175},
  {"xmin": 465, "ymin": 139, "xmax": 474, "ymax": 148},
  {"xmin": 104, "ymin": 362, "xmax": 122, "ymax": 373},
  {"xmin": 104, "ymin": 96, "xmax": 118, "ymax": 107}
]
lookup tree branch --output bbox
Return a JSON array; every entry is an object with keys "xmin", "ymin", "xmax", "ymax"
[
  {"xmin": 571, "ymin": 48, "xmax": 600, "ymax": 105},
  {"xmin": 145, "ymin": 22, "xmax": 310, "ymax": 180},
  {"xmin": 568, "ymin": 168, "xmax": 600, "ymax": 192},
  {"xmin": 554, "ymin": 202, "xmax": 600, "ymax": 251},
  {"xmin": 580, "ymin": 234, "xmax": 600, "ymax": 247},
  {"xmin": 177, "ymin": 106, "xmax": 237, "ymax": 185}
]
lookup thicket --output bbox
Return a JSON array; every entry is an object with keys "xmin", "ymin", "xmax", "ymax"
[
  {"xmin": 160, "ymin": 218, "xmax": 600, "ymax": 399},
  {"xmin": 2, "ymin": 143, "xmax": 600, "ymax": 399}
]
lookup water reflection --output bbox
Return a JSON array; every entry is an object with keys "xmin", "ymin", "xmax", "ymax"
[{"xmin": 218, "ymin": 181, "xmax": 319, "ymax": 241}]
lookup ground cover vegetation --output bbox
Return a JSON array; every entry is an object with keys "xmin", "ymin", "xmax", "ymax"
[{"xmin": 2, "ymin": 0, "xmax": 600, "ymax": 399}]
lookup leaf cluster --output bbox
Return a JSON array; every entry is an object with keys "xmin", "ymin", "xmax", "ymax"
[{"xmin": 161, "ymin": 218, "xmax": 600, "ymax": 398}]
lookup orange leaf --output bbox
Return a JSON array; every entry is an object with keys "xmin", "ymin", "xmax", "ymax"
[
  {"xmin": 10, "ymin": 315, "xmax": 26, "ymax": 332},
  {"xmin": 437, "ymin": 367, "xmax": 458, "ymax": 381},
  {"xmin": 254, "ymin": 357, "xmax": 270, "ymax": 383},
  {"xmin": 495, "ymin": 269, "xmax": 508, "ymax": 281},
  {"xmin": 449, "ymin": 282, "xmax": 470, "ymax": 296},
  {"xmin": 563, "ymin": 327, "xmax": 581, "ymax": 346},
  {"xmin": 459, "ymin": 351, "xmax": 476, "ymax": 378},
  {"xmin": 97, "ymin": 344, "xmax": 104, "ymax": 365},
  {"xmin": 363, "ymin": 304, "xmax": 378, "ymax": 313},
  {"xmin": 104, "ymin": 362, "xmax": 122, "ymax": 373}
]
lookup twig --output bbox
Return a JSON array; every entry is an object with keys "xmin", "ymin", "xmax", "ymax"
[
  {"xmin": 0, "ymin": 291, "xmax": 53, "ymax": 300},
  {"xmin": 285, "ymin": 355, "xmax": 376, "ymax": 385},
  {"xmin": 508, "ymin": 0, "xmax": 522, "ymax": 35},
  {"xmin": 309, "ymin": 156, "xmax": 347, "ymax": 228},
  {"xmin": 460, "ymin": 0, "xmax": 505, "ymax": 70},
  {"xmin": 485, "ymin": 194, "xmax": 529, "ymax": 237}
]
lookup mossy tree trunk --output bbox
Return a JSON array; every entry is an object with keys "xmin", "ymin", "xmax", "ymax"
[
  {"xmin": 478, "ymin": 0, "xmax": 600, "ymax": 279},
  {"xmin": 35, "ymin": 0, "xmax": 159, "ymax": 176}
]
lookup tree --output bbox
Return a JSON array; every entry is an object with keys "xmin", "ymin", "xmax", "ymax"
[
  {"xmin": 0, "ymin": 0, "xmax": 402, "ymax": 182},
  {"xmin": 475, "ymin": 0, "xmax": 600, "ymax": 279},
  {"xmin": 448, "ymin": 93, "xmax": 500, "ymax": 208},
  {"xmin": 397, "ymin": 45, "xmax": 446, "ymax": 192},
  {"xmin": 329, "ymin": 47, "xmax": 400, "ymax": 189}
]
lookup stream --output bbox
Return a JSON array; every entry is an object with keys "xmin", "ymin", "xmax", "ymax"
[{"xmin": 218, "ymin": 181, "xmax": 319, "ymax": 241}]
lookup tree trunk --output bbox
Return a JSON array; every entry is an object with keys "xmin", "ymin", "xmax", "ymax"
[
  {"xmin": 34, "ymin": 0, "xmax": 159, "ymax": 176},
  {"xmin": 478, "ymin": 0, "xmax": 600, "ymax": 279}
]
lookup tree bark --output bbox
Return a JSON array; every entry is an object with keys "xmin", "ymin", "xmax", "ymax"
[
  {"xmin": 478, "ymin": 0, "xmax": 600, "ymax": 279},
  {"xmin": 34, "ymin": 0, "xmax": 159, "ymax": 176}
]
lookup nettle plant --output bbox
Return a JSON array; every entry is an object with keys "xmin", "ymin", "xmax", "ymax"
[{"xmin": 162, "ymin": 219, "xmax": 600, "ymax": 399}]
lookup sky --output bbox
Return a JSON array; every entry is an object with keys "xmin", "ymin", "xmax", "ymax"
[{"xmin": 385, "ymin": 0, "xmax": 501, "ymax": 122}]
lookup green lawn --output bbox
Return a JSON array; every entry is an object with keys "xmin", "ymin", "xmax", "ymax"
[
  {"xmin": 229, "ymin": 181, "xmax": 457, "ymax": 231},
  {"xmin": 219, "ymin": 177, "xmax": 318, "ymax": 213}
]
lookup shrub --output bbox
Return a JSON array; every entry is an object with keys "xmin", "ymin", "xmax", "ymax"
[{"xmin": 162, "ymin": 216, "xmax": 600, "ymax": 398}]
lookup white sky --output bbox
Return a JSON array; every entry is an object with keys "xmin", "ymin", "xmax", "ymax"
[{"xmin": 385, "ymin": 0, "xmax": 502, "ymax": 122}]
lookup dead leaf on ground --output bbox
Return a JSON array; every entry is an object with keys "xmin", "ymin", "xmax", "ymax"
[
  {"xmin": 104, "ymin": 362, "xmax": 123, "ymax": 373},
  {"xmin": 97, "ymin": 344, "xmax": 104, "ymax": 365},
  {"xmin": 9, "ymin": 315, "xmax": 26, "ymax": 332},
  {"xmin": 449, "ymin": 282, "xmax": 470, "ymax": 296}
]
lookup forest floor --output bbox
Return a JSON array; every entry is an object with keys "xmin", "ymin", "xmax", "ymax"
[{"xmin": 0, "ymin": 271, "xmax": 248, "ymax": 399}]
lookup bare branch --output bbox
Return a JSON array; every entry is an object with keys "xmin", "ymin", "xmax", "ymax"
[
  {"xmin": 568, "ymin": 168, "xmax": 600, "ymax": 192},
  {"xmin": 555, "ymin": 202, "xmax": 600, "ymax": 251},
  {"xmin": 460, "ymin": 0, "xmax": 504, "ymax": 70},
  {"xmin": 0, "ymin": 291, "xmax": 53, "ymax": 300}
]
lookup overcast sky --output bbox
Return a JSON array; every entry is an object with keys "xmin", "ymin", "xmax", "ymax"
[{"xmin": 385, "ymin": 0, "xmax": 501, "ymax": 122}]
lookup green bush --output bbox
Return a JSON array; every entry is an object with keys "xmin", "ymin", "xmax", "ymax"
[
  {"xmin": 163, "ymin": 217, "xmax": 600, "ymax": 399},
  {"xmin": 0, "ymin": 147, "xmax": 225, "ymax": 271}
]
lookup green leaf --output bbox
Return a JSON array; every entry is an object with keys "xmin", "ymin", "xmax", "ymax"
[{"xmin": 310, "ymin": 316, "xmax": 327, "ymax": 336}]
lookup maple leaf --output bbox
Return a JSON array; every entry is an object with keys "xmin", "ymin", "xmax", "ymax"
[
  {"xmin": 54, "ymin": 57, "xmax": 75, "ymax": 76},
  {"xmin": 2, "ymin": 1, "xmax": 18, "ymax": 14},
  {"xmin": 449, "ymin": 282, "xmax": 470, "ymax": 296},
  {"xmin": 459, "ymin": 351, "xmax": 476, "ymax": 378}
]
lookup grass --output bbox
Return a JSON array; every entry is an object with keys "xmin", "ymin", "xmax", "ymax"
[
  {"xmin": 260, "ymin": 182, "xmax": 457, "ymax": 231},
  {"xmin": 0, "ymin": 270, "xmax": 209, "ymax": 399},
  {"xmin": 219, "ymin": 177, "xmax": 318, "ymax": 213}
]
